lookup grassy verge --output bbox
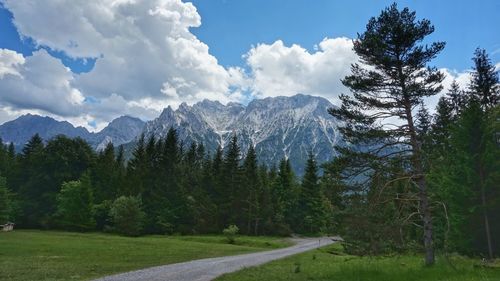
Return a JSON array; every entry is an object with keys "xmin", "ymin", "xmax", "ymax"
[
  {"xmin": 0, "ymin": 230, "xmax": 290, "ymax": 281},
  {"xmin": 217, "ymin": 243, "xmax": 500, "ymax": 281}
]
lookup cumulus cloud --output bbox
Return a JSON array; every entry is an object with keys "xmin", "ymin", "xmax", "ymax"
[
  {"xmin": 244, "ymin": 37, "xmax": 358, "ymax": 103},
  {"xmin": 0, "ymin": 49, "xmax": 25, "ymax": 78},
  {"xmin": 1, "ymin": 0, "xmax": 244, "ymax": 130},
  {"xmin": 241, "ymin": 37, "xmax": 480, "ymax": 114},
  {"xmin": 0, "ymin": 0, "xmax": 494, "ymax": 131},
  {"xmin": 0, "ymin": 49, "xmax": 85, "ymax": 117}
]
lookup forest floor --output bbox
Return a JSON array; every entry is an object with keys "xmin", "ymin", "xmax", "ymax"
[
  {"xmin": 217, "ymin": 243, "xmax": 500, "ymax": 281},
  {"xmin": 0, "ymin": 230, "xmax": 290, "ymax": 281}
]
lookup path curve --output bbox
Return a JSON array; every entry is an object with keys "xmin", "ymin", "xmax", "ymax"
[{"xmin": 94, "ymin": 237, "xmax": 334, "ymax": 281}]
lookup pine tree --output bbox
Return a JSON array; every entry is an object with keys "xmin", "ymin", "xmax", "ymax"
[
  {"xmin": 44, "ymin": 136, "xmax": 95, "ymax": 225},
  {"xmin": 114, "ymin": 145, "xmax": 126, "ymax": 196},
  {"xmin": 469, "ymin": 48, "xmax": 499, "ymax": 110},
  {"xmin": 432, "ymin": 99, "xmax": 453, "ymax": 150},
  {"xmin": 157, "ymin": 128, "xmax": 188, "ymax": 233},
  {"xmin": 17, "ymin": 134, "xmax": 46, "ymax": 227},
  {"xmin": 257, "ymin": 165, "xmax": 274, "ymax": 235},
  {"xmin": 271, "ymin": 158, "xmax": 297, "ymax": 234},
  {"xmin": 464, "ymin": 48, "xmax": 499, "ymax": 259},
  {"xmin": 127, "ymin": 134, "xmax": 147, "ymax": 196},
  {"xmin": 416, "ymin": 103, "xmax": 432, "ymax": 137},
  {"xmin": 446, "ymin": 102, "xmax": 498, "ymax": 257},
  {"xmin": 206, "ymin": 146, "xmax": 224, "ymax": 229},
  {"xmin": 221, "ymin": 134, "xmax": 242, "ymax": 227},
  {"xmin": 92, "ymin": 142, "xmax": 118, "ymax": 203},
  {"xmin": 447, "ymin": 80, "xmax": 465, "ymax": 116},
  {"xmin": 329, "ymin": 4, "xmax": 445, "ymax": 265},
  {"xmin": 298, "ymin": 152, "xmax": 328, "ymax": 233},
  {"xmin": 243, "ymin": 145, "xmax": 260, "ymax": 234},
  {"xmin": 416, "ymin": 103, "xmax": 432, "ymax": 154},
  {"xmin": 7, "ymin": 142, "xmax": 15, "ymax": 159},
  {"xmin": 180, "ymin": 142, "xmax": 207, "ymax": 233},
  {"xmin": 483, "ymin": 106, "xmax": 500, "ymax": 257}
]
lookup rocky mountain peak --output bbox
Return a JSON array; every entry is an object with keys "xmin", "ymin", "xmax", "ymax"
[{"xmin": 144, "ymin": 94, "xmax": 341, "ymax": 174}]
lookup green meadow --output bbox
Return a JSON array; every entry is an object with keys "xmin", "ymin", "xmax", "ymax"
[
  {"xmin": 218, "ymin": 243, "xmax": 500, "ymax": 281},
  {"xmin": 0, "ymin": 230, "xmax": 289, "ymax": 281}
]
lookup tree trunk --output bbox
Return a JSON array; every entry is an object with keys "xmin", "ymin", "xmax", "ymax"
[
  {"xmin": 403, "ymin": 95, "xmax": 435, "ymax": 266},
  {"xmin": 417, "ymin": 176, "xmax": 435, "ymax": 265}
]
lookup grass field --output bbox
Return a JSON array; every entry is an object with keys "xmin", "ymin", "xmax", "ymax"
[
  {"xmin": 217, "ymin": 243, "xmax": 500, "ymax": 281},
  {"xmin": 0, "ymin": 230, "xmax": 290, "ymax": 281}
]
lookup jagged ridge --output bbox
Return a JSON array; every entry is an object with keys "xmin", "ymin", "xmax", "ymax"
[{"xmin": 144, "ymin": 94, "xmax": 342, "ymax": 174}]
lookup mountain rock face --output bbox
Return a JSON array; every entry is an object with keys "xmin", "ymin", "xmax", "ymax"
[
  {"xmin": 0, "ymin": 114, "xmax": 91, "ymax": 144},
  {"xmin": 92, "ymin": 116, "xmax": 145, "ymax": 150},
  {"xmin": 144, "ymin": 94, "xmax": 342, "ymax": 175},
  {"xmin": 0, "ymin": 95, "xmax": 342, "ymax": 174},
  {"xmin": 0, "ymin": 114, "xmax": 145, "ymax": 149}
]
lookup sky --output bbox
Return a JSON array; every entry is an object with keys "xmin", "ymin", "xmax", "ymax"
[{"xmin": 0, "ymin": 0, "xmax": 498, "ymax": 131}]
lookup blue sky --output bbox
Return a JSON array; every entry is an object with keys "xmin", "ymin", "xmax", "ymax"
[
  {"xmin": 0, "ymin": 0, "xmax": 498, "ymax": 129},
  {"xmin": 2, "ymin": 0, "xmax": 499, "ymax": 73},
  {"xmin": 191, "ymin": 0, "xmax": 500, "ymax": 70}
]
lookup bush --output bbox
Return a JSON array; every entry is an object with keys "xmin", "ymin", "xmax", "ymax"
[
  {"xmin": 93, "ymin": 200, "xmax": 112, "ymax": 231},
  {"xmin": 55, "ymin": 174, "xmax": 95, "ymax": 231},
  {"xmin": 223, "ymin": 224, "xmax": 239, "ymax": 244},
  {"xmin": 109, "ymin": 196, "xmax": 145, "ymax": 236}
]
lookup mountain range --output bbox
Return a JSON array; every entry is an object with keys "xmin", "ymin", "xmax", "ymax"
[
  {"xmin": 0, "ymin": 114, "xmax": 145, "ymax": 150},
  {"xmin": 0, "ymin": 94, "xmax": 342, "ymax": 174}
]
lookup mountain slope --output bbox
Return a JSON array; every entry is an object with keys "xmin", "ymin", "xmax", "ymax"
[
  {"xmin": 0, "ymin": 114, "xmax": 145, "ymax": 149},
  {"xmin": 0, "ymin": 114, "xmax": 91, "ymax": 145},
  {"xmin": 92, "ymin": 116, "xmax": 145, "ymax": 150},
  {"xmin": 144, "ymin": 94, "xmax": 342, "ymax": 174}
]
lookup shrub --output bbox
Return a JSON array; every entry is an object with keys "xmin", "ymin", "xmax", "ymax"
[
  {"xmin": 93, "ymin": 200, "xmax": 112, "ymax": 231},
  {"xmin": 109, "ymin": 196, "xmax": 145, "ymax": 236},
  {"xmin": 223, "ymin": 224, "xmax": 239, "ymax": 244},
  {"xmin": 55, "ymin": 174, "xmax": 95, "ymax": 231}
]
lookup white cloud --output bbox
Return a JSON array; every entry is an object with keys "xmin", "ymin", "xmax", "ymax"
[
  {"xmin": 242, "ymin": 37, "xmax": 480, "ymax": 114},
  {"xmin": 244, "ymin": 37, "xmax": 358, "ymax": 104},
  {"xmin": 0, "ymin": 49, "xmax": 25, "ymax": 78},
  {"xmin": 0, "ymin": 0, "xmax": 494, "ymax": 131},
  {"xmin": 0, "ymin": 49, "xmax": 85, "ymax": 117},
  {"xmin": 0, "ymin": 106, "xmax": 30, "ymax": 126},
  {"xmin": 1, "ymin": 0, "xmax": 244, "ymax": 130}
]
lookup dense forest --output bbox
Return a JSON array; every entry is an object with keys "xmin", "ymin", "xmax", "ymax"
[
  {"xmin": 0, "ymin": 4, "xmax": 498, "ymax": 264},
  {"xmin": 0, "ymin": 130, "xmax": 334, "ymax": 236}
]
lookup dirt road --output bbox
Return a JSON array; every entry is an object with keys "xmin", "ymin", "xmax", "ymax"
[{"xmin": 94, "ymin": 237, "xmax": 334, "ymax": 281}]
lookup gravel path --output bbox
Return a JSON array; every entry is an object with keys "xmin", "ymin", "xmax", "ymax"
[{"xmin": 94, "ymin": 237, "xmax": 334, "ymax": 281}]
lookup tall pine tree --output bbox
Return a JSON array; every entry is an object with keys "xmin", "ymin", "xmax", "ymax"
[
  {"xmin": 329, "ymin": 4, "xmax": 445, "ymax": 265},
  {"xmin": 298, "ymin": 152, "xmax": 329, "ymax": 233},
  {"xmin": 469, "ymin": 48, "xmax": 499, "ymax": 110}
]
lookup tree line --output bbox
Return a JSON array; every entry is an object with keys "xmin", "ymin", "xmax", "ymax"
[
  {"xmin": 0, "ymin": 129, "xmax": 333, "ymax": 237},
  {"xmin": 328, "ymin": 3, "xmax": 499, "ymax": 264}
]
